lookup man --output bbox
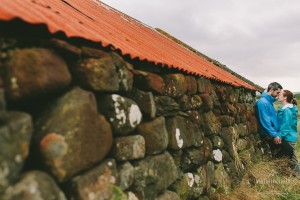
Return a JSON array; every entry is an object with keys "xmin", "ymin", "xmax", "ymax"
[{"xmin": 256, "ymin": 82, "xmax": 283, "ymax": 155}]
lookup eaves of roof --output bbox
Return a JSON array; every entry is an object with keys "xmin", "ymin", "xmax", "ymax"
[{"xmin": 0, "ymin": 0, "xmax": 258, "ymax": 90}]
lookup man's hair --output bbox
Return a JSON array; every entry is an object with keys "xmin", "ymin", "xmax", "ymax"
[{"xmin": 267, "ymin": 82, "xmax": 282, "ymax": 92}]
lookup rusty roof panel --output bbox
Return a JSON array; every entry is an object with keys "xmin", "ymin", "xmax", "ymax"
[{"xmin": 0, "ymin": 0, "xmax": 257, "ymax": 90}]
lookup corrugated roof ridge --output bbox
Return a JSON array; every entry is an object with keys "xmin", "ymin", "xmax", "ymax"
[{"xmin": 155, "ymin": 28, "xmax": 262, "ymax": 91}]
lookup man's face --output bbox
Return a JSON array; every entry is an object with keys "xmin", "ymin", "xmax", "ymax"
[{"xmin": 270, "ymin": 88, "xmax": 281, "ymax": 98}]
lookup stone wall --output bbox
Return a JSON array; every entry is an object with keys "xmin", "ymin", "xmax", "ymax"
[{"xmin": 0, "ymin": 34, "xmax": 265, "ymax": 200}]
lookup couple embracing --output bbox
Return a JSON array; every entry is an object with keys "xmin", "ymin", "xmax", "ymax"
[{"xmin": 256, "ymin": 82, "xmax": 300, "ymax": 178}]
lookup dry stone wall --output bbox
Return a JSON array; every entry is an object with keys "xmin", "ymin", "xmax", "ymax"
[{"xmin": 0, "ymin": 35, "xmax": 267, "ymax": 200}]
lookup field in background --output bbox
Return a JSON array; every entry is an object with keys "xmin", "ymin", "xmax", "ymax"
[{"xmin": 222, "ymin": 96, "xmax": 300, "ymax": 199}]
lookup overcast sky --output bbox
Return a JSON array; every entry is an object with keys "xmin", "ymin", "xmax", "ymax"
[{"xmin": 101, "ymin": 0, "xmax": 300, "ymax": 92}]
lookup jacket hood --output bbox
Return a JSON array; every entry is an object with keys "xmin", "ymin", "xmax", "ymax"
[{"xmin": 262, "ymin": 92, "xmax": 277, "ymax": 103}]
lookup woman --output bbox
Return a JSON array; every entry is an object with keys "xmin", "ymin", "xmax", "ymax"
[{"xmin": 277, "ymin": 90, "xmax": 300, "ymax": 178}]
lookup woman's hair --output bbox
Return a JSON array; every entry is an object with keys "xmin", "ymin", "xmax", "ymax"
[{"xmin": 283, "ymin": 90, "xmax": 298, "ymax": 105}]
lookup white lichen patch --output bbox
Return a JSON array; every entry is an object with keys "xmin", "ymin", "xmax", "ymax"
[
  {"xmin": 129, "ymin": 104, "xmax": 142, "ymax": 127},
  {"xmin": 187, "ymin": 173, "xmax": 194, "ymax": 187},
  {"xmin": 175, "ymin": 128, "xmax": 184, "ymax": 148},
  {"xmin": 213, "ymin": 149, "xmax": 223, "ymax": 162},
  {"xmin": 112, "ymin": 94, "xmax": 126, "ymax": 126},
  {"xmin": 14, "ymin": 154, "xmax": 22, "ymax": 163},
  {"xmin": 11, "ymin": 77, "xmax": 19, "ymax": 89}
]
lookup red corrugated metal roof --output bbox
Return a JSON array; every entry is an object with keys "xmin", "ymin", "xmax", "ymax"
[{"xmin": 0, "ymin": 0, "xmax": 257, "ymax": 90}]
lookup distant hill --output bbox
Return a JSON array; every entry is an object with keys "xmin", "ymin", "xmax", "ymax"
[{"xmin": 294, "ymin": 93, "xmax": 300, "ymax": 100}]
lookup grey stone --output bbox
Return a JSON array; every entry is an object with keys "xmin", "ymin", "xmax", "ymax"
[
  {"xmin": 118, "ymin": 162, "xmax": 135, "ymax": 191},
  {"xmin": 132, "ymin": 152, "xmax": 178, "ymax": 200},
  {"xmin": 136, "ymin": 116, "xmax": 168, "ymax": 155},
  {"xmin": 98, "ymin": 94, "xmax": 142, "ymax": 135},
  {"xmin": 214, "ymin": 163, "xmax": 232, "ymax": 194},
  {"xmin": 35, "ymin": 87, "xmax": 112, "ymax": 182},
  {"xmin": 155, "ymin": 96, "xmax": 179, "ymax": 117},
  {"xmin": 0, "ymin": 112, "xmax": 33, "ymax": 192},
  {"xmin": 2, "ymin": 171, "xmax": 66, "ymax": 200},
  {"xmin": 112, "ymin": 135, "xmax": 145, "ymax": 161}
]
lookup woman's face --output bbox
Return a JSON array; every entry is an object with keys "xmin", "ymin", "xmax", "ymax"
[{"xmin": 277, "ymin": 91, "xmax": 286, "ymax": 102}]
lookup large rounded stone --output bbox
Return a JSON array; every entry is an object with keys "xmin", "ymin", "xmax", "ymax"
[
  {"xmin": 132, "ymin": 152, "xmax": 178, "ymax": 199},
  {"xmin": 35, "ymin": 87, "xmax": 112, "ymax": 182},
  {"xmin": 3, "ymin": 48, "xmax": 71, "ymax": 101}
]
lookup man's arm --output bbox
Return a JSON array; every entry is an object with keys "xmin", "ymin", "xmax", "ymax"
[{"xmin": 257, "ymin": 101, "xmax": 278, "ymax": 138}]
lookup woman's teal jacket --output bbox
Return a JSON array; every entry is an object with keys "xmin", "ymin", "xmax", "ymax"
[{"xmin": 277, "ymin": 104, "xmax": 298, "ymax": 142}]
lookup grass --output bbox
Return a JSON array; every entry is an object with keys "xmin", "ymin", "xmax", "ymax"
[{"xmin": 220, "ymin": 101, "xmax": 300, "ymax": 200}]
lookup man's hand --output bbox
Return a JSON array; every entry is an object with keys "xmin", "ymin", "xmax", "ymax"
[{"xmin": 274, "ymin": 136, "xmax": 281, "ymax": 144}]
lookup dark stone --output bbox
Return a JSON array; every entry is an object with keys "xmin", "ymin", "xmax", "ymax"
[
  {"xmin": 220, "ymin": 103, "xmax": 237, "ymax": 117},
  {"xmin": 136, "ymin": 116, "xmax": 168, "ymax": 155},
  {"xmin": 2, "ymin": 171, "xmax": 66, "ymax": 200},
  {"xmin": 132, "ymin": 152, "xmax": 178, "ymax": 200},
  {"xmin": 177, "ymin": 94, "xmax": 192, "ymax": 111},
  {"xmin": 185, "ymin": 76, "xmax": 197, "ymax": 95},
  {"xmin": 133, "ymin": 70, "xmax": 165, "ymax": 94},
  {"xmin": 196, "ymin": 77, "xmax": 212, "ymax": 94},
  {"xmin": 35, "ymin": 87, "xmax": 112, "ymax": 182},
  {"xmin": 98, "ymin": 94, "xmax": 142, "ymax": 135},
  {"xmin": 112, "ymin": 135, "xmax": 145, "ymax": 161},
  {"xmin": 81, "ymin": 46, "xmax": 108, "ymax": 58},
  {"xmin": 220, "ymin": 115, "xmax": 235, "ymax": 127},
  {"xmin": 0, "ymin": 112, "xmax": 33, "ymax": 192},
  {"xmin": 48, "ymin": 38, "xmax": 82, "ymax": 57},
  {"xmin": 154, "ymin": 96, "xmax": 179, "ymax": 117},
  {"xmin": 202, "ymin": 111, "xmax": 221, "ymax": 136},
  {"xmin": 199, "ymin": 94, "xmax": 213, "ymax": 111},
  {"xmin": 163, "ymin": 74, "xmax": 187, "ymax": 97},
  {"xmin": 131, "ymin": 88, "xmax": 156, "ymax": 119},
  {"xmin": 166, "ymin": 116, "xmax": 196, "ymax": 150},
  {"xmin": 186, "ymin": 110, "xmax": 203, "ymax": 128},
  {"xmin": 3, "ymin": 48, "xmax": 71, "ymax": 101}
]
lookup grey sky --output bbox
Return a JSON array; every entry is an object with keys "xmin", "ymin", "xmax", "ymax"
[{"xmin": 100, "ymin": 0, "xmax": 300, "ymax": 92}]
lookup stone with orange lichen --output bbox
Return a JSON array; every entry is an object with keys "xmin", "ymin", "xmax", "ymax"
[{"xmin": 35, "ymin": 87, "xmax": 112, "ymax": 182}]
